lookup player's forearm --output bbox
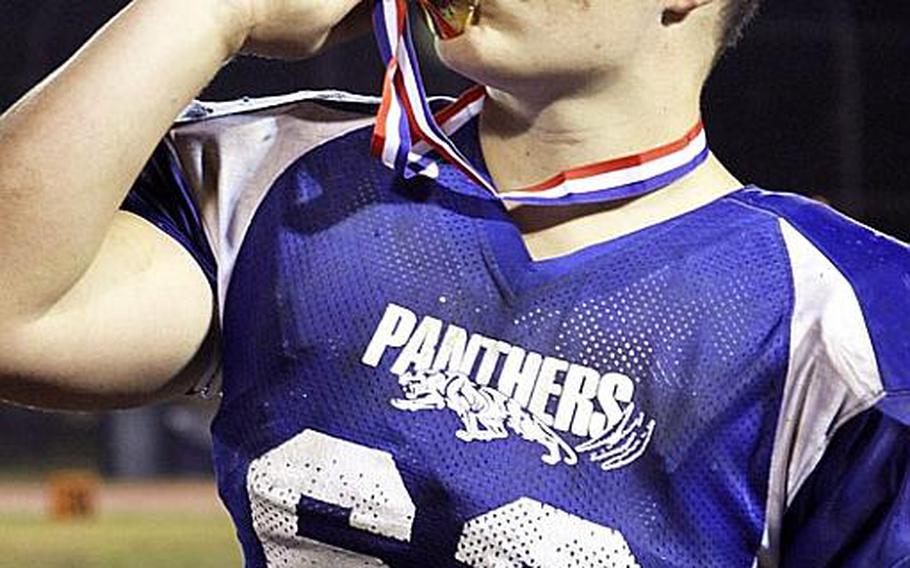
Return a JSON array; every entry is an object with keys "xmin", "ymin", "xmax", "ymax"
[{"xmin": 0, "ymin": 0, "xmax": 248, "ymax": 322}]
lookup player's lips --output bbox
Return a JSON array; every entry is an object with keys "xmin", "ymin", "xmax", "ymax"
[{"xmin": 417, "ymin": 0, "xmax": 482, "ymax": 39}]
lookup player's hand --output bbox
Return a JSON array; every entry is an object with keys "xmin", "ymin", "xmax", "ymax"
[{"xmin": 223, "ymin": 0, "xmax": 373, "ymax": 60}]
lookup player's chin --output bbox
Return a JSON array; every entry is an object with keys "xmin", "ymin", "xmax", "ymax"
[{"xmin": 435, "ymin": 31, "xmax": 539, "ymax": 91}]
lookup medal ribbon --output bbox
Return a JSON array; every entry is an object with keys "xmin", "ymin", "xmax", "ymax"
[{"xmin": 371, "ymin": 0, "xmax": 711, "ymax": 205}]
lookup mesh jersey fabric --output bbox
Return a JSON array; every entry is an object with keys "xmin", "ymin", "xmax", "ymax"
[{"xmin": 120, "ymin": 92, "xmax": 910, "ymax": 567}]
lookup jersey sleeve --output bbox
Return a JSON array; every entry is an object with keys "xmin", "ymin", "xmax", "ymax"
[
  {"xmin": 119, "ymin": 136, "xmax": 219, "ymax": 396},
  {"xmin": 120, "ymin": 137, "xmax": 217, "ymax": 290},
  {"xmin": 731, "ymin": 188, "xmax": 910, "ymax": 564},
  {"xmin": 120, "ymin": 90, "xmax": 380, "ymax": 396},
  {"xmin": 770, "ymin": 197, "xmax": 910, "ymax": 565},
  {"xmin": 780, "ymin": 407, "xmax": 910, "ymax": 567}
]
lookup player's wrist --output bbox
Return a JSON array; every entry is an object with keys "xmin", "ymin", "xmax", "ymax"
[
  {"xmin": 206, "ymin": 0, "xmax": 258, "ymax": 58},
  {"xmin": 131, "ymin": 0, "xmax": 255, "ymax": 59}
]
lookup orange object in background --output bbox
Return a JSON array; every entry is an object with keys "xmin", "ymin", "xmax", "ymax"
[{"xmin": 47, "ymin": 470, "xmax": 99, "ymax": 520}]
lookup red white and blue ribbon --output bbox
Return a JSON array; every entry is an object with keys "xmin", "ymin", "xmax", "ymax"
[{"xmin": 371, "ymin": 0, "xmax": 711, "ymax": 205}]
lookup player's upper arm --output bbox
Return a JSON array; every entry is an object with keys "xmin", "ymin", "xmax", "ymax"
[
  {"xmin": 0, "ymin": 91, "xmax": 386, "ymax": 410},
  {"xmin": 0, "ymin": 210, "xmax": 216, "ymax": 410}
]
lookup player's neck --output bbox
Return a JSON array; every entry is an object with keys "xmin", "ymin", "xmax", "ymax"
[
  {"xmin": 478, "ymin": 73, "xmax": 703, "ymax": 192},
  {"xmin": 477, "ymin": 74, "xmax": 744, "ymax": 260}
]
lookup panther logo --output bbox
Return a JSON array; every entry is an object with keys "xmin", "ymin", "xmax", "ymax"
[
  {"xmin": 391, "ymin": 369, "xmax": 578, "ymax": 466},
  {"xmin": 391, "ymin": 369, "xmax": 656, "ymax": 472}
]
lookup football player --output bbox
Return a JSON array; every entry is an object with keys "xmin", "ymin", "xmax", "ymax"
[{"xmin": 0, "ymin": 0, "xmax": 907, "ymax": 566}]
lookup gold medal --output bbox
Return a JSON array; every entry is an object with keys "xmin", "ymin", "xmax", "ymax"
[{"xmin": 417, "ymin": 0, "xmax": 481, "ymax": 39}]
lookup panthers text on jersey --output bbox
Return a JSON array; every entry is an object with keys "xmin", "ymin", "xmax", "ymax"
[{"xmin": 122, "ymin": 92, "xmax": 910, "ymax": 567}]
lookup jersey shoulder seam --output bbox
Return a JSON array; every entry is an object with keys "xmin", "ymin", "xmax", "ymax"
[
  {"xmin": 727, "ymin": 191, "xmax": 889, "ymax": 403},
  {"xmin": 176, "ymin": 90, "xmax": 457, "ymax": 124},
  {"xmin": 725, "ymin": 190, "xmax": 858, "ymax": 288},
  {"xmin": 176, "ymin": 90, "xmax": 382, "ymax": 123}
]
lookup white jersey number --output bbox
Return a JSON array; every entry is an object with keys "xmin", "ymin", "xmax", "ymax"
[
  {"xmin": 248, "ymin": 430, "xmax": 639, "ymax": 567},
  {"xmin": 457, "ymin": 498, "xmax": 640, "ymax": 567},
  {"xmin": 248, "ymin": 430, "xmax": 415, "ymax": 567}
]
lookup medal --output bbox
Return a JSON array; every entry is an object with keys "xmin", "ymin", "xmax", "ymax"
[
  {"xmin": 371, "ymin": 0, "xmax": 711, "ymax": 205},
  {"xmin": 417, "ymin": 0, "xmax": 480, "ymax": 39}
]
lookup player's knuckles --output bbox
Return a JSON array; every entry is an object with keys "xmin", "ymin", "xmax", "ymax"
[{"xmin": 243, "ymin": 0, "xmax": 360, "ymax": 56}]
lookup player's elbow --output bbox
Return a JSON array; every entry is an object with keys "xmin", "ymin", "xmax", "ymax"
[
  {"xmin": 0, "ymin": 325, "xmax": 197, "ymax": 412},
  {"xmin": 0, "ymin": 373, "xmax": 164, "ymax": 412},
  {"xmin": 0, "ymin": 355, "xmax": 180, "ymax": 412}
]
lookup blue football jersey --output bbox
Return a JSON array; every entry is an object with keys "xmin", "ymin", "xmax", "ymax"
[{"xmin": 122, "ymin": 92, "xmax": 910, "ymax": 567}]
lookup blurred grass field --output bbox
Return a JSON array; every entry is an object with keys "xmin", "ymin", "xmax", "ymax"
[
  {"xmin": 0, "ymin": 481, "xmax": 242, "ymax": 567},
  {"xmin": 0, "ymin": 514, "xmax": 241, "ymax": 567}
]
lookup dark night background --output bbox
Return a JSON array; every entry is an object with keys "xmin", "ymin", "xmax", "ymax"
[{"xmin": 0, "ymin": 1, "xmax": 907, "ymax": 477}]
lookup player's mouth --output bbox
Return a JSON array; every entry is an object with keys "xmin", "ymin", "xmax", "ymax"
[{"xmin": 417, "ymin": 0, "xmax": 482, "ymax": 39}]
